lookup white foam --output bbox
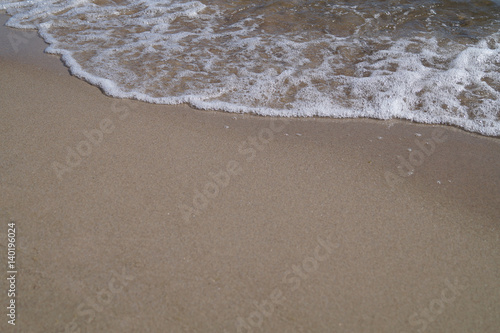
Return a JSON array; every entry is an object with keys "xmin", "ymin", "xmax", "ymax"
[{"xmin": 2, "ymin": 0, "xmax": 500, "ymax": 136}]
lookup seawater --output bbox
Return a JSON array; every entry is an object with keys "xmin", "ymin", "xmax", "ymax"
[{"xmin": 1, "ymin": 0, "xmax": 500, "ymax": 136}]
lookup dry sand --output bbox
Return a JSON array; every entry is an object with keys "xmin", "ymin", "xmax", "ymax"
[{"xmin": 0, "ymin": 14, "xmax": 499, "ymax": 333}]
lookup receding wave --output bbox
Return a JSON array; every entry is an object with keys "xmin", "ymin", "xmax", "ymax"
[{"xmin": 2, "ymin": 0, "xmax": 500, "ymax": 135}]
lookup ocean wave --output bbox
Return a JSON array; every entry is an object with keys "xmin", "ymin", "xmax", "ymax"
[{"xmin": 2, "ymin": 0, "xmax": 500, "ymax": 135}]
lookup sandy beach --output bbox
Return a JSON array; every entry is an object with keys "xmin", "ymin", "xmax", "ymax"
[{"xmin": 1, "ymin": 14, "xmax": 499, "ymax": 333}]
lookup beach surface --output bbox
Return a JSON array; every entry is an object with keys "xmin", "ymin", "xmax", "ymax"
[{"xmin": 0, "ymin": 14, "xmax": 499, "ymax": 333}]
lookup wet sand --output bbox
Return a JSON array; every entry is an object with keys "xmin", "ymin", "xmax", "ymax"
[{"xmin": 0, "ymin": 14, "xmax": 499, "ymax": 333}]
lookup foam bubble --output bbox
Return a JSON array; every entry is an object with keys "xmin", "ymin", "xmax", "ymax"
[{"xmin": 2, "ymin": 0, "xmax": 500, "ymax": 136}]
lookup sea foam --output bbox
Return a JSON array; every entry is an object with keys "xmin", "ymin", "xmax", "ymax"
[{"xmin": 2, "ymin": 0, "xmax": 500, "ymax": 136}]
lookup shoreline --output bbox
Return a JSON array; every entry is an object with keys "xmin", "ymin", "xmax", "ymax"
[
  {"xmin": 1, "ymin": 13, "xmax": 499, "ymax": 139},
  {"xmin": 1, "ymin": 14, "xmax": 499, "ymax": 333}
]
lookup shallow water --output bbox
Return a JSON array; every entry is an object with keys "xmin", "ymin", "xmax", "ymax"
[{"xmin": 2, "ymin": 0, "xmax": 500, "ymax": 135}]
